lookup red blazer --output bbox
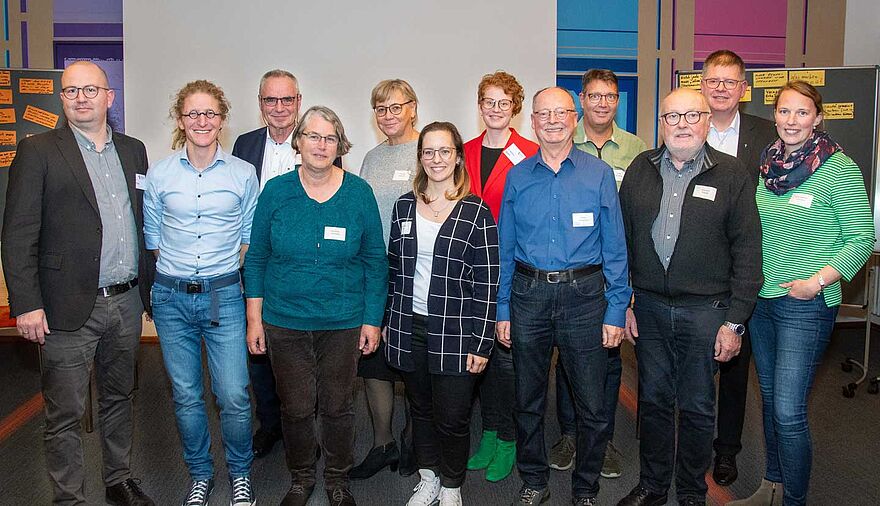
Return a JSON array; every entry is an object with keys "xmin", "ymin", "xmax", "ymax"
[{"xmin": 464, "ymin": 128, "xmax": 538, "ymax": 221}]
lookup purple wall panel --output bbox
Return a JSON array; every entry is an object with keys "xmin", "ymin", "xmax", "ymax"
[{"xmin": 694, "ymin": 0, "xmax": 787, "ymax": 65}]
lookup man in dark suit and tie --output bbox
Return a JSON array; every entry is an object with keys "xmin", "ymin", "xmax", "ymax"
[
  {"xmin": 700, "ymin": 49, "xmax": 777, "ymax": 487},
  {"xmin": 2, "ymin": 61, "xmax": 155, "ymax": 505}
]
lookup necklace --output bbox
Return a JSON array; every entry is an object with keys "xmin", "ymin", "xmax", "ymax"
[{"xmin": 426, "ymin": 197, "xmax": 453, "ymax": 217}]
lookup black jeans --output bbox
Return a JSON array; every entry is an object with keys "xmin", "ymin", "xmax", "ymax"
[
  {"xmin": 265, "ymin": 323, "xmax": 361, "ymax": 490},
  {"xmin": 476, "ymin": 344, "xmax": 515, "ymax": 441},
  {"xmin": 714, "ymin": 325, "xmax": 751, "ymax": 457},
  {"xmin": 633, "ymin": 291, "xmax": 725, "ymax": 500},
  {"xmin": 401, "ymin": 314, "xmax": 477, "ymax": 488},
  {"xmin": 510, "ymin": 270, "xmax": 609, "ymax": 498},
  {"xmin": 555, "ymin": 347, "xmax": 622, "ymax": 446},
  {"xmin": 248, "ymin": 352, "xmax": 281, "ymax": 432}
]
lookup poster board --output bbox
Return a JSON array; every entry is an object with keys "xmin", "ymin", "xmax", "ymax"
[{"xmin": 0, "ymin": 68, "xmax": 65, "ymax": 230}]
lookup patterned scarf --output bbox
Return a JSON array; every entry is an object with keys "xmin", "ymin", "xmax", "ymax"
[{"xmin": 759, "ymin": 130, "xmax": 842, "ymax": 195}]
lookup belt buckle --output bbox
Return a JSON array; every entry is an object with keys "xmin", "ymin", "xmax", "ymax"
[
  {"xmin": 185, "ymin": 282, "xmax": 203, "ymax": 294},
  {"xmin": 546, "ymin": 271, "xmax": 563, "ymax": 284}
]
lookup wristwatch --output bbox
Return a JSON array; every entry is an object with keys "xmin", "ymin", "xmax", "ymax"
[
  {"xmin": 724, "ymin": 321, "xmax": 745, "ymax": 336},
  {"xmin": 817, "ymin": 274, "xmax": 826, "ymax": 293}
]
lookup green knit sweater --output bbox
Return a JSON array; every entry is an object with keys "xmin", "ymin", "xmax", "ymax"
[{"xmin": 756, "ymin": 152, "xmax": 874, "ymax": 305}]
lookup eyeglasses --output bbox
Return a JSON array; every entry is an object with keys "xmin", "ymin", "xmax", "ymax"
[
  {"xmin": 261, "ymin": 95, "xmax": 300, "ymax": 107},
  {"xmin": 702, "ymin": 78, "xmax": 745, "ymax": 90},
  {"xmin": 585, "ymin": 92, "xmax": 619, "ymax": 105},
  {"xmin": 534, "ymin": 108, "xmax": 576, "ymax": 122},
  {"xmin": 374, "ymin": 100, "xmax": 413, "ymax": 117},
  {"xmin": 301, "ymin": 131, "xmax": 339, "ymax": 145},
  {"xmin": 480, "ymin": 98, "xmax": 513, "ymax": 111},
  {"xmin": 659, "ymin": 111, "xmax": 710, "ymax": 126},
  {"xmin": 420, "ymin": 147, "xmax": 456, "ymax": 161},
  {"xmin": 60, "ymin": 85, "xmax": 111, "ymax": 100},
  {"xmin": 184, "ymin": 110, "xmax": 220, "ymax": 120}
]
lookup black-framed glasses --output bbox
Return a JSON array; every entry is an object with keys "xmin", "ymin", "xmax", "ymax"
[
  {"xmin": 374, "ymin": 100, "xmax": 413, "ymax": 117},
  {"xmin": 480, "ymin": 98, "xmax": 513, "ymax": 111},
  {"xmin": 261, "ymin": 95, "xmax": 300, "ymax": 107},
  {"xmin": 301, "ymin": 131, "xmax": 339, "ymax": 145},
  {"xmin": 420, "ymin": 147, "xmax": 456, "ymax": 161},
  {"xmin": 586, "ymin": 92, "xmax": 619, "ymax": 105},
  {"xmin": 702, "ymin": 78, "xmax": 745, "ymax": 90},
  {"xmin": 60, "ymin": 85, "xmax": 111, "ymax": 100},
  {"xmin": 184, "ymin": 110, "xmax": 220, "ymax": 120},
  {"xmin": 534, "ymin": 108, "xmax": 576, "ymax": 122},
  {"xmin": 659, "ymin": 110, "xmax": 710, "ymax": 126}
]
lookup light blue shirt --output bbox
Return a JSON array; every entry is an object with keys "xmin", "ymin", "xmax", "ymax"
[{"xmin": 144, "ymin": 145, "xmax": 259, "ymax": 278}]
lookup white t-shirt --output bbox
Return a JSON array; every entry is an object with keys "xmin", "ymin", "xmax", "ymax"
[{"xmin": 412, "ymin": 211, "xmax": 442, "ymax": 316}]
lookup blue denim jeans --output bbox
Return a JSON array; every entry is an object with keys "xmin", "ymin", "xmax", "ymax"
[
  {"xmin": 749, "ymin": 295, "xmax": 836, "ymax": 506},
  {"xmin": 633, "ymin": 291, "xmax": 725, "ymax": 500},
  {"xmin": 152, "ymin": 275, "xmax": 253, "ymax": 480},
  {"xmin": 510, "ymin": 269, "xmax": 609, "ymax": 498},
  {"xmin": 555, "ymin": 347, "xmax": 622, "ymax": 445}
]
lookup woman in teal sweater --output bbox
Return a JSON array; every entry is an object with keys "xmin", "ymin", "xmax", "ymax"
[
  {"xmin": 729, "ymin": 82, "xmax": 873, "ymax": 506},
  {"xmin": 243, "ymin": 106, "xmax": 387, "ymax": 506}
]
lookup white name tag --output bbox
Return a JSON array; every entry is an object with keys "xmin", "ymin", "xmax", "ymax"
[
  {"xmin": 135, "ymin": 173, "xmax": 146, "ymax": 190},
  {"xmin": 392, "ymin": 170, "xmax": 410, "ymax": 181},
  {"xmin": 572, "ymin": 212, "xmax": 594, "ymax": 227},
  {"xmin": 324, "ymin": 226, "xmax": 346, "ymax": 241},
  {"xmin": 503, "ymin": 144, "xmax": 526, "ymax": 165},
  {"xmin": 613, "ymin": 168, "xmax": 626, "ymax": 183},
  {"xmin": 692, "ymin": 185, "xmax": 717, "ymax": 201},
  {"xmin": 789, "ymin": 193, "xmax": 813, "ymax": 208},
  {"xmin": 400, "ymin": 220, "xmax": 412, "ymax": 235}
]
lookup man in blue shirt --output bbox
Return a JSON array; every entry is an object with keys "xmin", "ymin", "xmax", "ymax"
[
  {"xmin": 144, "ymin": 80, "xmax": 259, "ymax": 506},
  {"xmin": 497, "ymin": 86, "xmax": 630, "ymax": 506}
]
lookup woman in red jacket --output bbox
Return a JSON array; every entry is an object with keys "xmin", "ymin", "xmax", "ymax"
[{"xmin": 463, "ymin": 71, "xmax": 538, "ymax": 482}]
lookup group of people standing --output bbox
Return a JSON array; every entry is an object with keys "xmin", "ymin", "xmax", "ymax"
[{"xmin": 2, "ymin": 47, "xmax": 873, "ymax": 506}]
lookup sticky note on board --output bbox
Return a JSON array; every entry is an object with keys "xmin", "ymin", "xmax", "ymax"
[
  {"xmin": 0, "ymin": 109, "xmax": 15, "ymax": 124},
  {"xmin": 0, "ymin": 71, "xmax": 10, "ymax": 87},
  {"xmin": 740, "ymin": 86, "xmax": 752, "ymax": 102},
  {"xmin": 19, "ymin": 78, "xmax": 54, "ymax": 94},
  {"xmin": 0, "ymin": 150, "xmax": 15, "ymax": 167},
  {"xmin": 764, "ymin": 88, "xmax": 781, "ymax": 105},
  {"xmin": 0, "ymin": 89, "xmax": 11, "ymax": 105},
  {"xmin": 824, "ymin": 102, "xmax": 854, "ymax": 120},
  {"xmin": 0, "ymin": 130, "xmax": 16, "ymax": 145},
  {"xmin": 789, "ymin": 70, "xmax": 825, "ymax": 87},
  {"xmin": 679, "ymin": 73, "xmax": 702, "ymax": 90},
  {"xmin": 752, "ymin": 71, "xmax": 789, "ymax": 88}
]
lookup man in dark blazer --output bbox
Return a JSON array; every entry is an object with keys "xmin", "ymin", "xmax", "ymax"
[
  {"xmin": 2, "ymin": 61, "xmax": 155, "ymax": 506},
  {"xmin": 700, "ymin": 49, "xmax": 777, "ymax": 487}
]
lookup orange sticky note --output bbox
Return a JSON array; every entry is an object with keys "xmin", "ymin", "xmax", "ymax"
[
  {"xmin": 0, "ymin": 150, "xmax": 16, "ymax": 167},
  {"xmin": 0, "ymin": 109, "xmax": 15, "ymax": 124},
  {"xmin": 0, "ymin": 130, "xmax": 16, "ymax": 145},
  {"xmin": 23, "ymin": 105, "xmax": 59, "ymax": 129},
  {"xmin": 0, "ymin": 71, "xmax": 10, "ymax": 87},
  {"xmin": 0, "ymin": 89, "xmax": 11, "ymax": 105},
  {"xmin": 19, "ymin": 78, "xmax": 54, "ymax": 94}
]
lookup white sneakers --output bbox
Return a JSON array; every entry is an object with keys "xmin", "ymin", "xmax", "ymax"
[
  {"xmin": 407, "ymin": 469, "xmax": 441, "ymax": 506},
  {"xmin": 439, "ymin": 486, "xmax": 462, "ymax": 506}
]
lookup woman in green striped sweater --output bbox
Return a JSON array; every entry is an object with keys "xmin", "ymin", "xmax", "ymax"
[{"xmin": 729, "ymin": 81, "xmax": 873, "ymax": 506}]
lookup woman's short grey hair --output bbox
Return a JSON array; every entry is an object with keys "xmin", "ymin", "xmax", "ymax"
[{"xmin": 292, "ymin": 105, "xmax": 353, "ymax": 157}]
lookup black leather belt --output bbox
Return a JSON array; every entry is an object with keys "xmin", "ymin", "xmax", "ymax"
[
  {"xmin": 98, "ymin": 278, "xmax": 137, "ymax": 298},
  {"xmin": 515, "ymin": 262, "xmax": 600, "ymax": 284},
  {"xmin": 154, "ymin": 271, "xmax": 241, "ymax": 326}
]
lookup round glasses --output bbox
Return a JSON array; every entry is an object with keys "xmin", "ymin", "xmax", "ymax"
[
  {"xmin": 184, "ymin": 110, "xmax": 220, "ymax": 120},
  {"xmin": 374, "ymin": 100, "xmax": 414, "ymax": 117},
  {"xmin": 585, "ymin": 92, "xmax": 619, "ymax": 105},
  {"xmin": 480, "ymin": 98, "xmax": 513, "ymax": 111},
  {"xmin": 659, "ymin": 111, "xmax": 710, "ymax": 126},
  {"xmin": 420, "ymin": 147, "xmax": 456, "ymax": 161},
  {"xmin": 61, "ymin": 85, "xmax": 111, "ymax": 100}
]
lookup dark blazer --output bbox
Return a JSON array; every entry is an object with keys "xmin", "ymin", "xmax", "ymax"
[
  {"xmin": 1, "ymin": 125, "xmax": 155, "ymax": 331},
  {"xmin": 384, "ymin": 192, "xmax": 499, "ymax": 375},
  {"xmin": 232, "ymin": 126, "xmax": 342, "ymax": 181},
  {"xmin": 737, "ymin": 112, "xmax": 776, "ymax": 175}
]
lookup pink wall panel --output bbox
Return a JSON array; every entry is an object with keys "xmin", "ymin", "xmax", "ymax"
[{"xmin": 694, "ymin": 0, "xmax": 788, "ymax": 65}]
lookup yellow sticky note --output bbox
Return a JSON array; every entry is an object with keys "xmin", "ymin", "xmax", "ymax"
[
  {"xmin": 823, "ymin": 102, "xmax": 854, "ymax": 120},
  {"xmin": 740, "ymin": 86, "xmax": 752, "ymax": 102},
  {"xmin": 0, "ymin": 71, "xmax": 10, "ymax": 87},
  {"xmin": 0, "ymin": 130, "xmax": 16, "ymax": 145},
  {"xmin": 789, "ymin": 70, "xmax": 825, "ymax": 87},
  {"xmin": 679, "ymin": 73, "xmax": 702, "ymax": 90},
  {"xmin": 0, "ymin": 108, "xmax": 15, "ymax": 124},
  {"xmin": 22, "ymin": 105, "xmax": 59, "ymax": 128},
  {"xmin": 752, "ymin": 71, "xmax": 789, "ymax": 88},
  {"xmin": 764, "ymin": 88, "xmax": 781, "ymax": 105},
  {"xmin": 0, "ymin": 150, "xmax": 15, "ymax": 167},
  {"xmin": 19, "ymin": 78, "xmax": 54, "ymax": 94}
]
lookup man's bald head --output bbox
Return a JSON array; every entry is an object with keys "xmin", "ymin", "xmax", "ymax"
[
  {"xmin": 62, "ymin": 61, "xmax": 110, "ymax": 88},
  {"xmin": 660, "ymin": 88, "xmax": 710, "ymax": 115}
]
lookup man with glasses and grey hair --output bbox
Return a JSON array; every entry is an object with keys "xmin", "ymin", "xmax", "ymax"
[
  {"xmin": 615, "ymin": 88, "xmax": 762, "ymax": 506},
  {"xmin": 496, "ymin": 86, "xmax": 630, "ymax": 506}
]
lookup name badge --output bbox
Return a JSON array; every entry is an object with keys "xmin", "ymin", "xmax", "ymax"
[
  {"xmin": 135, "ymin": 173, "xmax": 147, "ymax": 190},
  {"xmin": 613, "ymin": 168, "xmax": 626, "ymax": 183},
  {"xmin": 572, "ymin": 212, "xmax": 594, "ymax": 227},
  {"xmin": 789, "ymin": 193, "xmax": 813, "ymax": 208},
  {"xmin": 392, "ymin": 170, "xmax": 410, "ymax": 181},
  {"xmin": 692, "ymin": 185, "xmax": 717, "ymax": 201},
  {"xmin": 400, "ymin": 220, "xmax": 412, "ymax": 235},
  {"xmin": 503, "ymin": 144, "xmax": 526, "ymax": 165},
  {"xmin": 324, "ymin": 226, "xmax": 346, "ymax": 241}
]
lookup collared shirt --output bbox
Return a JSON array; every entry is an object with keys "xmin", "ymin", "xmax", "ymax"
[
  {"xmin": 707, "ymin": 111, "xmax": 740, "ymax": 157},
  {"xmin": 144, "ymin": 145, "xmax": 259, "ymax": 278},
  {"xmin": 651, "ymin": 146, "xmax": 706, "ymax": 269},
  {"xmin": 70, "ymin": 125, "xmax": 138, "ymax": 288},
  {"xmin": 260, "ymin": 131, "xmax": 300, "ymax": 190},
  {"xmin": 574, "ymin": 121, "xmax": 648, "ymax": 188},
  {"xmin": 497, "ymin": 145, "xmax": 631, "ymax": 327}
]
